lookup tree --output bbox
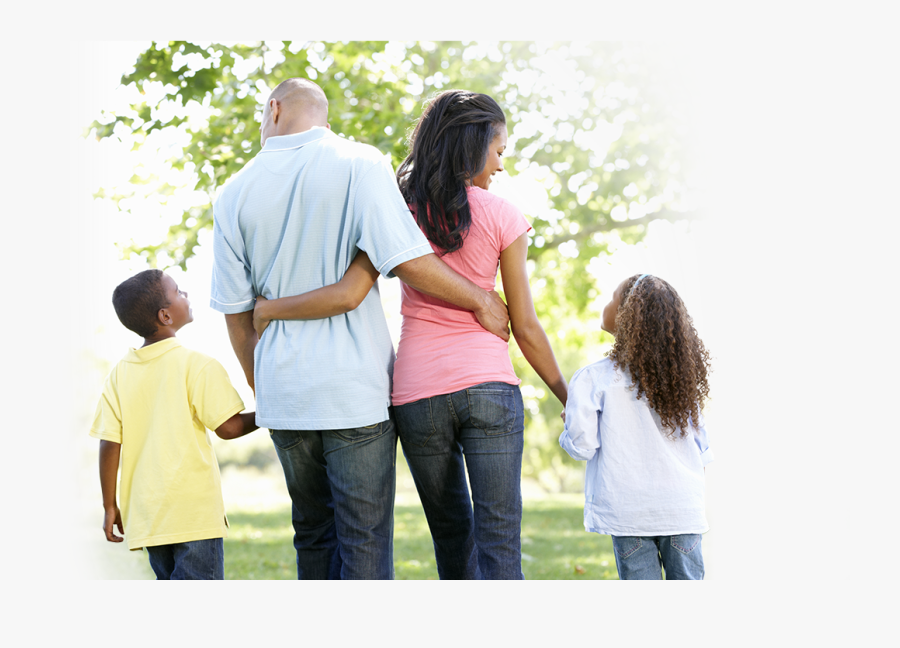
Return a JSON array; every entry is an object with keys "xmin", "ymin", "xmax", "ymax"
[{"xmin": 88, "ymin": 40, "xmax": 698, "ymax": 490}]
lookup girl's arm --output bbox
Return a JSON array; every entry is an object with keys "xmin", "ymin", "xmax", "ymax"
[
  {"xmin": 253, "ymin": 251, "xmax": 380, "ymax": 337},
  {"xmin": 499, "ymin": 233, "xmax": 568, "ymax": 406}
]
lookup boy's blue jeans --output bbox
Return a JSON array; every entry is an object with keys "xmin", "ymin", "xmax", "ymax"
[
  {"xmin": 146, "ymin": 538, "xmax": 224, "ymax": 580},
  {"xmin": 394, "ymin": 382, "xmax": 525, "ymax": 580},
  {"xmin": 611, "ymin": 534, "xmax": 704, "ymax": 580},
  {"xmin": 269, "ymin": 417, "xmax": 397, "ymax": 580}
]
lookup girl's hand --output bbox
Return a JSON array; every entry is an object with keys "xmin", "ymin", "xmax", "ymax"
[{"xmin": 253, "ymin": 296, "xmax": 270, "ymax": 338}]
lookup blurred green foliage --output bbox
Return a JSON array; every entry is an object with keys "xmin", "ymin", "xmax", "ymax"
[{"xmin": 88, "ymin": 41, "xmax": 698, "ymax": 490}]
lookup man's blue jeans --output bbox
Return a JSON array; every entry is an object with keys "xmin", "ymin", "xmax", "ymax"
[
  {"xmin": 611, "ymin": 534, "xmax": 705, "ymax": 580},
  {"xmin": 269, "ymin": 417, "xmax": 397, "ymax": 580},
  {"xmin": 394, "ymin": 382, "xmax": 525, "ymax": 580},
  {"xmin": 146, "ymin": 538, "xmax": 224, "ymax": 580}
]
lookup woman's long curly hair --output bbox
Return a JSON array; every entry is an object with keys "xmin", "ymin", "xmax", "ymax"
[
  {"xmin": 608, "ymin": 275, "xmax": 712, "ymax": 437},
  {"xmin": 396, "ymin": 89, "xmax": 506, "ymax": 254}
]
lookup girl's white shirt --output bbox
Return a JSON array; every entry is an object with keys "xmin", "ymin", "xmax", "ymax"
[{"xmin": 560, "ymin": 357, "xmax": 713, "ymax": 536}]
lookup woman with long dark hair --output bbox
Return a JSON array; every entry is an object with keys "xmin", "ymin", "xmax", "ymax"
[{"xmin": 253, "ymin": 90, "xmax": 567, "ymax": 579}]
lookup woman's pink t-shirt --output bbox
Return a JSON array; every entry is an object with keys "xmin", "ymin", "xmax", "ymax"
[{"xmin": 391, "ymin": 186, "xmax": 532, "ymax": 406}]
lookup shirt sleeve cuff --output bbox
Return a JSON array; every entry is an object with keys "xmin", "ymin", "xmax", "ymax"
[
  {"xmin": 700, "ymin": 447, "xmax": 715, "ymax": 467},
  {"xmin": 89, "ymin": 428, "xmax": 122, "ymax": 444},
  {"xmin": 559, "ymin": 431, "xmax": 595, "ymax": 461},
  {"xmin": 208, "ymin": 296, "xmax": 256, "ymax": 314},
  {"xmin": 207, "ymin": 402, "xmax": 246, "ymax": 433},
  {"xmin": 377, "ymin": 243, "xmax": 434, "ymax": 279}
]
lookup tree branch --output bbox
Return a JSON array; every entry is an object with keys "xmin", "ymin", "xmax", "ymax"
[{"xmin": 530, "ymin": 209, "xmax": 702, "ymax": 257}]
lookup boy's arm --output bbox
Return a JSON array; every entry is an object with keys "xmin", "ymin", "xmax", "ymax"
[
  {"xmin": 215, "ymin": 411, "xmax": 259, "ymax": 440},
  {"xmin": 99, "ymin": 440, "xmax": 124, "ymax": 543},
  {"xmin": 253, "ymin": 252, "xmax": 380, "ymax": 337}
]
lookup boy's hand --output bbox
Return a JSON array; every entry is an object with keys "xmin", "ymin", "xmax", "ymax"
[
  {"xmin": 103, "ymin": 506, "xmax": 124, "ymax": 543},
  {"xmin": 253, "ymin": 296, "xmax": 270, "ymax": 338}
]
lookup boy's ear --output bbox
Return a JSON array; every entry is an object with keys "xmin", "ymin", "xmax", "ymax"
[{"xmin": 157, "ymin": 307, "xmax": 172, "ymax": 327}]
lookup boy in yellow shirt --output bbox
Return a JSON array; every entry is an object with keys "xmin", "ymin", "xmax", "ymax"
[{"xmin": 90, "ymin": 269, "xmax": 258, "ymax": 579}]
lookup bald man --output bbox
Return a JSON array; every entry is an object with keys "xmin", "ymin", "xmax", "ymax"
[{"xmin": 210, "ymin": 78, "xmax": 510, "ymax": 579}]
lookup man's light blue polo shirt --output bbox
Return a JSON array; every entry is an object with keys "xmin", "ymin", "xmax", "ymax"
[{"xmin": 210, "ymin": 127, "xmax": 432, "ymax": 430}]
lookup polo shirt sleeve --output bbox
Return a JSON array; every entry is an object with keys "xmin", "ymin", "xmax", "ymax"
[
  {"xmin": 353, "ymin": 157, "xmax": 432, "ymax": 279},
  {"xmin": 189, "ymin": 358, "xmax": 247, "ymax": 432},
  {"xmin": 89, "ymin": 369, "xmax": 123, "ymax": 444},
  {"xmin": 210, "ymin": 199, "xmax": 256, "ymax": 315},
  {"xmin": 559, "ymin": 367, "xmax": 604, "ymax": 461}
]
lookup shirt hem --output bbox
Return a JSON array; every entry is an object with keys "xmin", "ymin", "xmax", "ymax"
[
  {"xmin": 586, "ymin": 525, "xmax": 710, "ymax": 537},
  {"xmin": 392, "ymin": 378, "xmax": 520, "ymax": 407},
  {"xmin": 258, "ymin": 407, "xmax": 390, "ymax": 431},
  {"xmin": 127, "ymin": 527, "xmax": 229, "ymax": 551}
]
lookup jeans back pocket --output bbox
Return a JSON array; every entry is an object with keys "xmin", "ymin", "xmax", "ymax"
[{"xmin": 465, "ymin": 383, "xmax": 519, "ymax": 436}]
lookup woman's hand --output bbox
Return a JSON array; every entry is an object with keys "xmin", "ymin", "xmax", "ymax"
[{"xmin": 253, "ymin": 295, "xmax": 270, "ymax": 338}]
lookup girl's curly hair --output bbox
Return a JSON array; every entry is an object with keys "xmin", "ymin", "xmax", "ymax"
[{"xmin": 607, "ymin": 275, "xmax": 711, "ymax": 437}]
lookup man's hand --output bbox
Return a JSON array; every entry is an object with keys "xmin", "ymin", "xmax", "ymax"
[
  {"xmin": 103, "ymin": 506, "xmax": 124, "ymax": 543},
  {"xmin": 475, "ymin": 290, "xmax": 510, "ymax": 342},
  {"xmin": 393, "ymin": 254, "xmax": 511, "ymax": 341},
  {"xmin": 253, "ymin": 296, "xmax": 270, "ymax": 338}
]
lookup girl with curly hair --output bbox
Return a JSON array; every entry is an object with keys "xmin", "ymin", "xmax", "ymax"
[{"xmin": 559, "ymin": 273, "xmax": 713, "ymax": 579}]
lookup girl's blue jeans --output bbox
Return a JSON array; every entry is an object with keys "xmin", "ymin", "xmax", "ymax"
[
  {"xmin": 394, "ymin": 382, "xmax": 525, "ymax": 580},
  {"xmin": 611, "ymin": 534, "xmax": 704, "ymax": 580}
]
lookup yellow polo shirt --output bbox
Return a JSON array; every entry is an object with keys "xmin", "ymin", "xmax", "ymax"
[{"xmin": 90, "ymin": 338, "xmax": 245, "ymax": 550}]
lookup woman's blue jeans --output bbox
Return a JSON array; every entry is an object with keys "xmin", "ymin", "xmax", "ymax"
[
  {"xmin": 395, "ymin": 382, "xmax": 525, "ymax": 580},
  {"xmin": 611, "ymin": 534, "xmax": 705, "ymax": 580}
]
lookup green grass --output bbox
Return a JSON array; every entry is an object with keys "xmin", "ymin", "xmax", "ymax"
[{"xmin": 221, "ymin": 494, "xmax": 618, "ymax": 580}]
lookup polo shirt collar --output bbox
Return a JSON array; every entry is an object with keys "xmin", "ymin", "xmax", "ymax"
[
  {"xmin": 261, "ymin": 126, "xmax": 332, "ymax": 153},
  {"xmin": 125, "ymin": 337, "xmax": 182, "ymax": 363}
]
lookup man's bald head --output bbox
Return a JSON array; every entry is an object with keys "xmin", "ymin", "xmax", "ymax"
[
  {"xmin": 260, "ymin": 78, "xmax": 330, "ymax": 146},
  {"xmin": 270, "ymin": 78, "xmax": 328, "ymax": 121}
]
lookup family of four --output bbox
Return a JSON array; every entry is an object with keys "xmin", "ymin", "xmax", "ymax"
[{"xmin": 90, "ymin": 78, "xmax": 714, "ymax": 581}]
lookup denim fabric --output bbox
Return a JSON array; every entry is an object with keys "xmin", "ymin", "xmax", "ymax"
[
  {"xmin": 146, "ymin": 538, "xmax": 224, "ymax": 580},
  {"xmin": 611, "ymin": 534, "xmax": 704, "ymax": 580},
  {"xmin": 395, "ymin": 382, "xmax": 525, "ymax": 580},
  {"xmin": 269, "ymin": 417, "xmax": 398, "ymax": 580}
]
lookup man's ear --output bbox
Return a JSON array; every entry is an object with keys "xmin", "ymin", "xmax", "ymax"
[
  {"xmin": 270, "ymin": 98, "xmax": 281, "ymax": 124},
  {"xmin": 326, "ymin": 122, "xmax": 331, "ymax": 130}
]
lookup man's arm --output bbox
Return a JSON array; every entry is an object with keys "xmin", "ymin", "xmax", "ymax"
[
  {"xmin": 225, "ymin": 310, "xmax": 258, "ymax": 393},
  {"xmin": 392, "ymin": 253, "xmax": 510, "ymax": 341}
]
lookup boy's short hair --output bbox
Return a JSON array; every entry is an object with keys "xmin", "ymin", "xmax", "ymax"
[{"xmin": 112, "ymin": 269, "xmax": 170, "ymax": 338}]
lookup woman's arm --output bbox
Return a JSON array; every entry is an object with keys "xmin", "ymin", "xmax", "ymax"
[
  {"xmin": 253, "ymin": 251, "xmax": 380, "ymax": 337},
  {"xmin": 499, "ymin": 233, "xmax": 568, "ymax": 406}
]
